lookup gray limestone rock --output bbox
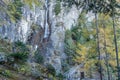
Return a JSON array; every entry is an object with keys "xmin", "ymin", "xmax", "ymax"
[{"xmin": 0, "ymin": 52, "xmax": 7, "ymax": 63}]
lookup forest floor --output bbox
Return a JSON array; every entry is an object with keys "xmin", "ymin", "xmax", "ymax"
[{"xmin": 0, "ymin": 65, "xmax": 37, "ymax": 80}]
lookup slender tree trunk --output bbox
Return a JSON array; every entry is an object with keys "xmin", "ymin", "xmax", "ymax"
[
  {"xmin": 103, "ymin": 22, "xmax": 110, "ymax": 80},
  {"xmin": 112, "ymin": 8, "xmax": 120, "ymax": 80},
  {"xmin": 95, "ymin": 13, "xmax": 103, "ymax": 80}
]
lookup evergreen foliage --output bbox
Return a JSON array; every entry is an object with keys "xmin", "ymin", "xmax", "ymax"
[
  {"xmin": 34, "ymin": 50, "xmax": 44, "ymax": 64},
  {"xmin": 46, "ymin": 64, "xmax": 56, "ymax": 76},
  {"xmin": 9, "ymin": 40, "xmax": 29, "ymax": 62},
  {"xmin": 54, "ymin": 1, "xmax": 61, "ymax": 15},
  {"xmin": 7, "ymin": 0, "xmax": 23, "ymax": 22}
]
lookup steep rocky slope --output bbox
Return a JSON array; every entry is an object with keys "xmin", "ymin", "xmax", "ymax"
[{"xmin": 0, "ymin": 0, "xmax": 104, "ymax": 80}]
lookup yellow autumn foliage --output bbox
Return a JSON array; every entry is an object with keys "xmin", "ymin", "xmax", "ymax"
[
  {"xmin": 74, "ymin": 43, "xmax": 88, "ymax": 63},
  {"xmin": 23, "ymin": 0, "xmax": 41, "ymax": 8},
  {"xmin": 84, "ymin": 60, "xmax": 98, "ymax": 71},
  {"xmin": 109, "ymin": 60, "xmax": 117, "ymax": 68},
  {"xmin": 73, "ymin": 13, "xmax": 120, "ymax": 78}
]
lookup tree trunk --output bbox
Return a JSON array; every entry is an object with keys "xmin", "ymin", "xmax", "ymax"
[
  {"xmin": 103, "ymin": 21, "xmax": 110, "ymax": 80},
  {"xmin": 95, "ymin": 13, "xmax": 103, "ymax": 80},
  {"xmin": 112, "ymin": 8, "xmax": 120, "ymax": 80}
]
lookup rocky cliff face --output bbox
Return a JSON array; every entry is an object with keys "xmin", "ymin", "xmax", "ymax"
[{"xmin": 0, "ymin": 0, "xmax": 83, "ymax": 79}]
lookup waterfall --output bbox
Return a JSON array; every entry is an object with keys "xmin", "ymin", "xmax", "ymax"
[{"xmin": 44, "ymin": 0, "xmax": 49, "ymax": 38}]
